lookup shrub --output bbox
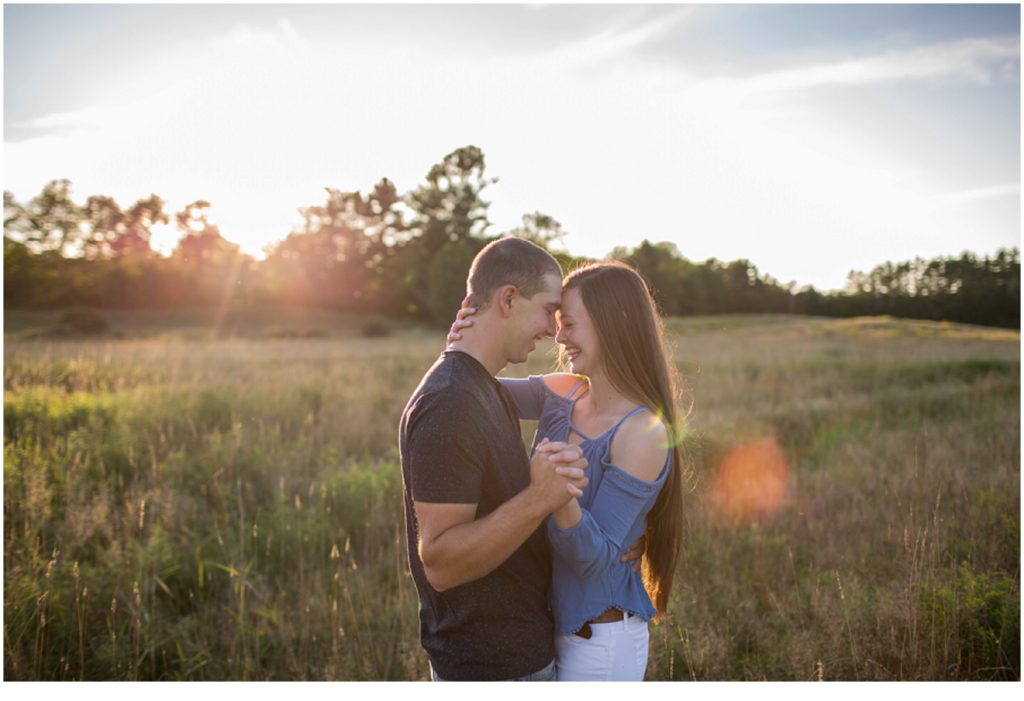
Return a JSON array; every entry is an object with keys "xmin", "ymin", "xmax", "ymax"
[
  {"xmin": 59, "ymin": 309, "xmax": 109, "ymax": 335},
  {"xmin": 919, "ymin": 563, "xmax": 1020, "ymax": 679},
  {"xmin": 361, "ymin": 320, "xmax": 390, "ymax": 338}
]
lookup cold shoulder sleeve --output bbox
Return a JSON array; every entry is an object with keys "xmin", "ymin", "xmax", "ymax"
[
  {"xmin": 545, "ymin": 455, "xmax": 670, "ymax": 579},
  {"xmin": 497, "ymin": 375, "xmax": 547, "ymax": 420}
]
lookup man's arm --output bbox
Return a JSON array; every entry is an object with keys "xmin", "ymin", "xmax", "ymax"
[{"xmin": 415, "ymin": 440, "xmax": 587, "ymax": 592}]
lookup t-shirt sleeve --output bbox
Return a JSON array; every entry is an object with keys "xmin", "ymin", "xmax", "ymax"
[
  {"xmin": 497, "ymin": 375, "xmax": 546, "ymax": 420},
  {"xmin": 406, "ymin": 390, "xmax": 487, "ymax": 504}
]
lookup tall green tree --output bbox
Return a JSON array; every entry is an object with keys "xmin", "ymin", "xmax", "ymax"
[
  {"xmin": 426, "ymin": 238, "xmax": 489, "ymax": 325},
  {"xmin": 3, "ymin": 235, "xmax": 39, "ymax": 307},
  {"xmin": 407, "ymin": 145, "xmax": 494, "ymax": 251},
  {"xmin": 83, "ymin": 194, "xmax": 167, "ymax": 259},
  {"xmin": 614, "ymin": 240, "xmax": 703, "ymax": 315},
  {"xmin": 261, "ymin": 179, "xmax": 406, "ymax": 311},
  {"xmin": 116, "ymin": 195, "xmax": 167, "ymax": 257},
  {"xmin": 403, "ymin": 146, "xmax": 495, "ymax": 318},
  {"xmin": 19, "ymin": 180, "xmax": 84, "ymax": 255},
  {"xmin": 507, "ymin": 212, "xmax": 567, "ymax": 251},
  {"xmin": 171, "ymin": 200, "xmax": 247, "ymax": 306},
  {"xmin": 4, "ymin": 190, "xmax": 29, "ymax": 236}
]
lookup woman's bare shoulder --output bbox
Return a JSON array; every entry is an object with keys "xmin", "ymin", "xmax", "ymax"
[
  {"xmin": 610, "ymin": 410, "xmax": 670, "ymax": 483},
  {"xmin": 540, "ymin": 373, "xmax": 588, "ymax": 398}
]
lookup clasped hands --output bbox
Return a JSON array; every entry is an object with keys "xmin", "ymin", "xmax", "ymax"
[
  {"xmin": 530, "ymin": 437, "xmax": 644, "ymax": 571},
  {"xmin": 530, "ymin": 437, "xmax": 588, "ymax": 507}
]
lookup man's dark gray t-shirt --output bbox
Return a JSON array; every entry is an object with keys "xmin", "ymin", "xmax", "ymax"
[{"xmin": 400, "ymin": 350, "xmax": 554, "ymax": 681}]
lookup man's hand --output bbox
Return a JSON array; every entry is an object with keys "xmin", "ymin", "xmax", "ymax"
[
  {"xmin": 620, "ymin": 535, "xmax": 646, "ymax": 572},
  {"xmin": 529, "ymin": 438, "xmax": 588, "ymax": 513}
]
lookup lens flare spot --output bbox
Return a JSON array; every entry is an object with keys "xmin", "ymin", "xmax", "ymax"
[
  {"xmin": 712, "ymin": 437, "xmax": 789, "ymax": 523},
  {"xmin": 645, "ymin": 409, "xmax": 689, "ymax": 450}
]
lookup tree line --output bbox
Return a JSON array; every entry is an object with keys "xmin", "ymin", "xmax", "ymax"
[
  {"xmin": 4, "ymin": 146, "xmax": 1019, "ymax": 329},
  {"xmin": 614, "ymin": 241, "xmax": 1019, "ymax": 329}
]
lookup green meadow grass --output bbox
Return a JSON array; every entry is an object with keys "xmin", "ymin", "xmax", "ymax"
[{"xmin": 3, "ymin": 314, "xmax": 1019, "ymax": 680}]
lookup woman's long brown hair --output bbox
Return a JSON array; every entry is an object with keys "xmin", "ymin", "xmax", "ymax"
[{"xmin": 562, "ymin": 261, "xmax": 686, "ymax": 618}]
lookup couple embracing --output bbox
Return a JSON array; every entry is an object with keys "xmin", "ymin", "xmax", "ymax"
[{"xmin": 399, "ymin": 237, "xmax": 685, "ymax": 681}]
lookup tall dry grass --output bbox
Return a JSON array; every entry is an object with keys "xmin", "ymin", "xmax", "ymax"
[{"xmin": 3, "ymin": 315, "xmax": 1019, "ymax": 679}]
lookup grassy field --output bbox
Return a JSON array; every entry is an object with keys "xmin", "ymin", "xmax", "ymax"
[{"xmin": 3, "ymin": 311, "xmax": 1020, "ymax": 680}]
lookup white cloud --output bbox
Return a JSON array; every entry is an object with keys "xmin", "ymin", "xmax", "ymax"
[
  {"xmin": 943, "ymin": 182, "xmax": 1020, "ymax": 203},
  {"xmin": 7, "ymin": 105, "xmax": 116, "ymax": 137},
  {"xmin": 539, "ymin": 6, "xmax": 696, "ymax": 70},
  {"xmin": 207, "ymin": 18, "xmax": 302, "ymax": 54},
  {"xmin": 724, "ymin": 36, "xmax": 1020, "ymax": 94}
]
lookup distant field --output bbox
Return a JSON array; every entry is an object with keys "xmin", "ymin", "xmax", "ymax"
[
  {"xmin": 2, "ymin": 306, "xmax": 400, "ymax": 341},
  {"xmin": 3, "ymin": 313, "xmax": 1019, "ymax": 680}
]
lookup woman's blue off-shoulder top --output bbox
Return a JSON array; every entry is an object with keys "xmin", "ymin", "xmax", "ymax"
[{"xmin": 500, "ymin": 375, "xmax": 671, "ymax": 636}]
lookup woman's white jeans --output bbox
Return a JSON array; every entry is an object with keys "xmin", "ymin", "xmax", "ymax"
[{"xmin": 554, "ymin": 613, "xmax": 649, "ymax": 681}]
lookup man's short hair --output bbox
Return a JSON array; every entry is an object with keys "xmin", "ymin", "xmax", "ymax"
[{"xmin": 466, "ymin": 237, "xmax": 562, "ymax": 309}]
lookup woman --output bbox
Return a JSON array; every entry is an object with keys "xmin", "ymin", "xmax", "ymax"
[{"xmin": 448, "ymin": 261, "xmax": 685, "ymax": 681}]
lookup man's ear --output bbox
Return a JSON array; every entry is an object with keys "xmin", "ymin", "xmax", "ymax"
[{"xmin": 497, "ymin": 285, "xmax": 518, "ymax": 317}]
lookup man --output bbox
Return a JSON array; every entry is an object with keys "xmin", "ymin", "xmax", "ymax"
[{"xmin": 399, "ymin": 237, "xmax": 588, "ymax": 681}]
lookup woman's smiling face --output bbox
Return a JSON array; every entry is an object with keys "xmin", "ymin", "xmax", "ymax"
[{"xmin": 555, "ymin": 286, "xmax": 601, "ymax": 376}]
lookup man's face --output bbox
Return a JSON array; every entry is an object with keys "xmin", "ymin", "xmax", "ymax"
[{"xmin": 507, "ymin": 273, "xmax": 562, "ymax": 364}]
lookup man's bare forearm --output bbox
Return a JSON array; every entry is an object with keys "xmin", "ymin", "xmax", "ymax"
[{"xmin": 421, "ymin": 487, "xmax": 549, "ymax": 592}]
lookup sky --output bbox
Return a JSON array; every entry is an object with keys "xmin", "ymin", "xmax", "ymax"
[{"xmin": 3, "ymin": 2, "xmax": 1021, "ymax": 291}]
